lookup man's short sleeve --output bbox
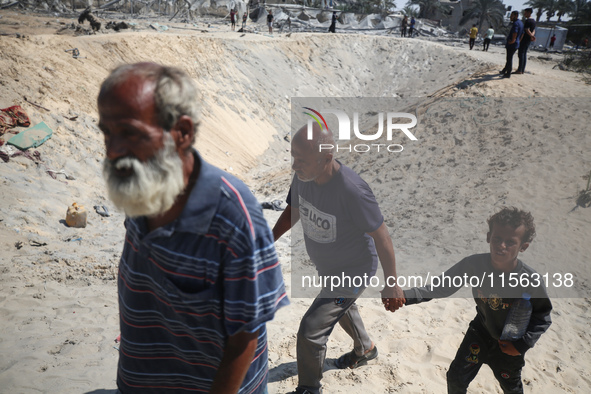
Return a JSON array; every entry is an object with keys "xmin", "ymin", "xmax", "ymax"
[
  {"xmin": 222, "ymin": 200, "xmax": 288, "ymax": 336},
  {"xmin": 286, "ymin": 175, "xmax": 298, "ymax": 208},
  {"xmin": 344, "ymin": 173, "xmax": 384, "ymax": 234},
  {"xmin": 511, "ymin": 22, "xmax": 519, "ymax": 35}
]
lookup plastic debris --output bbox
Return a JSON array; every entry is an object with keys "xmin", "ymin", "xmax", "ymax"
[
  {"xmin": 94, "ymin": 205, "xmax": 110, "ymax": 217},
  {"xmin": 66, "ymin": 203, "xmax": 87, "ymax": 228},
  {"xmin": 7, "ymin": 121, "xmax": 53, "ymax": 150}
]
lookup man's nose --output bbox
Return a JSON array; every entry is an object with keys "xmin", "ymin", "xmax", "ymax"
[{"xmin": 105, "ymin": 135, "xmax": 130, "ymax": 161}]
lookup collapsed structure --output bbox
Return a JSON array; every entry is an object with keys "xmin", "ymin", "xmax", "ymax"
[{"xmin": 0, "ymin": 0, "xmax": 569, "ymax": 49}]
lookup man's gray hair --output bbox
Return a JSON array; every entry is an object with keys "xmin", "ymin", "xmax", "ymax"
[{"xmin": 100, "ymin": 63, "xmax": 201, "ymax": 142}]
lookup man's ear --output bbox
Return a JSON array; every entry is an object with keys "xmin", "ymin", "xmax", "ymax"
[
  {"xmin": 519, "ymin": 242, "xmax": 530, "ymax": 253},
  {"xmin": 171, "ymin": 115, "xmax": 195, "ymax": 151},
  {"xmin": 486, "ymin": 232, "xmax": 491, "ymax": 243}
]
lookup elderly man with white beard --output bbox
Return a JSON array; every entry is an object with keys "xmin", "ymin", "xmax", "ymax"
[{"xmin": 98, "ymin": 62, "xmax": 288, "ymax": 394}]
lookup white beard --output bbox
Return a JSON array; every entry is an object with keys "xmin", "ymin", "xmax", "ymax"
[{"xmin": 103, "ymin": 133, "xmax": 185, "ymax": 218}]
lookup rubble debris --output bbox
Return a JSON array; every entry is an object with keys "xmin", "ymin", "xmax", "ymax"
[
  {"xmin": 105, "ymin": 21, "xmax": 129, "ymax": 31},
  {"xmin": 23, "ymin": 97, "xmax": 50, "ymax": 111},
  {"xmin": 94, "ymin": 205, "xmax": 110, "ymax": 217},
  {"xmin": 65, "ymin": 48, "xmax": 80, "ymax": 57},
  {"xmin": 78, "ymin": 7, "xmax": 101, "ymax": 31}
]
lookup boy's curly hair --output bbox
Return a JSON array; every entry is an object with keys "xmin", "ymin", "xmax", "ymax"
[{"xmin": 487, "ymin": 207, "xmax": 536, "ymax": 244}]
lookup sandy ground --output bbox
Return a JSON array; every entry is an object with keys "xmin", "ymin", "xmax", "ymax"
[{"xmin": 1, "ymin": 9, "xmax": 591, "ymax": 394}]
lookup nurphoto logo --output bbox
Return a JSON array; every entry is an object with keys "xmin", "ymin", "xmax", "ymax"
[{"xmin": 302, "ymin": 106, "xmax": 418, "ymax": 153}]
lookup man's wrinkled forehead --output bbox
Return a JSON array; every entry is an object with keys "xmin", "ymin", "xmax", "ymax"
[{"xmin": 99, "ymin": 75, "xmax": 155, "ymax": 109}]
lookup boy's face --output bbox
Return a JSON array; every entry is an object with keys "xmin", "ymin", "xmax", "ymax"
[{"xmin": 487, "ymin": 223, "xmax": 529, "ymax": 272}]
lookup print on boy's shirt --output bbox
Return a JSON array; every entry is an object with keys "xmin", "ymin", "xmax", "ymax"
[{"xmin": 299, "ymin": 195, "xmax": 336, "ymax": 243}]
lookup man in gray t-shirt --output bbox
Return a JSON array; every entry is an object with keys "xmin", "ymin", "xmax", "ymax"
[
  {"xmin": 273, "ymin": 123, "xmax": 404, "ymax": 394},
  {"xmin": 286, "ymin": 162, "xmax": 382, "ymax": 279}
]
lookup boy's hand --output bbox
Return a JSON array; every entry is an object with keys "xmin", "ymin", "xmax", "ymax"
[
  {"xmin": 381, "ymin": 284, "xmax": 405, "ymax": 312},
  {"xmin": 498, "ymin": 340, "xmax": 521, "ymax": 356}
]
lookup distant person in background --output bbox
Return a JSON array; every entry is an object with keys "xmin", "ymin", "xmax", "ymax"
[
  {"xmin": 242, "ymin": 12, "xmax": 247, "ymax": 29},
  {"xmin": 401, "ymin": 15, "xmax": 408, "ymax": 37},
  {"xmin": 500, "ymin": 10, "xmax": 523, "ymax": 79},
  {"xmin": 483, "ymin": 27, "xmax": 494, "ymax": 51},
  {"xmin": 469, "ymin": 24, "xmax": 478, "ymax": 50},
  {"xmin": 328, "ymin": 11, "xmax": 337, "ymax": 33},
  {"xmin": 230, "ymin": 8, "xmax": 237, "ymax": 31},
  {"xmin": 267, "ymin": 10, "xmax": 274, "ymax": 34},
  {"xmin": 409, "ymin": 16, "xmax": 416, "ymax": 37},
  {"xmin": 549, "ymin": 34, "xmax": 556, "ymax": 50},
  {"xmin": 515, "ymin": 8, "xmax": 536, "ymax": 75},
  {"xmin": 583, "ymin": 37, "xmax": 589, "ymax": 48}
]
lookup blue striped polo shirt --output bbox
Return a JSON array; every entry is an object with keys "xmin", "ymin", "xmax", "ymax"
[{"xmin": 116, "ymin": 152, "xmax": 289, "ymax": 393}]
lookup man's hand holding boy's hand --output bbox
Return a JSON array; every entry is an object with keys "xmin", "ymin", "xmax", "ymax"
[{"xmin": 381, "ymin": 284, "xmax": 405, "ymax": 312}]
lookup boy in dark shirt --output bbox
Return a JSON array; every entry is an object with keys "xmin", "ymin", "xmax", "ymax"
[
  {"xmin": 516, "ymin": 8, "xmax": 536, "ymax": 74},
  {"xmin": 399, "ymin": 207, "xmax": 552, "ymax": 393}
]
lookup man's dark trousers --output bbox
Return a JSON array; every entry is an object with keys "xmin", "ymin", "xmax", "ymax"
[
  {"xmin": 517, "ymin": 41, "xmax": 531, "ymax": 73},
  {"xmin": 503, "ymin": 46, "xmax": 518, "ymax": 77}
]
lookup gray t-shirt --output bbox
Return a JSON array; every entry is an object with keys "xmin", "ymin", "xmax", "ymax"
[{"xmin": 287, "ymin": 162, "xmax": 383, "ymax": 278}]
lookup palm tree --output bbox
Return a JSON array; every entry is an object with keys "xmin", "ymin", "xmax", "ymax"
[
  {"xmin": 459, "ymin": 0, "xmax": 506, "ymax": 31},
  {"xmin": 525, "ymin": 0, "xmax": 547, "ymax": 21},
  {"xmin": 580, "ymin": 0, "xmax": 591, "ymax": 22},
  {"xmin": 544, "ymin": 0, "xmax": 558, "ymax": 20},
  {"xmin": 402, "ymin": 4, "xmax": 420, "ymax": 17},
  {"xmin": 571, "ymin": 0, "xmax": 588, "ymax": 21},
  {"xmin": 555, "ymin": 0, "xmax": 575, "ymax": 21},
  {"xmin": 406, "ymin": 0, "xmax": 450, "ymax": 19}
]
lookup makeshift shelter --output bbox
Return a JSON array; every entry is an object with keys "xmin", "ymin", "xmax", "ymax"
[
  {"xmin": 339, "ymin": 12, "xmax": 357, "ymax": 27},
  {"xmin": 225, "ymin": 0, "xmax": 246, "ymax": 19},
  {"xmin": 533, "ymin": 26, "xmax": 568, "ymax": 51},
  {"xmin": 374, "ymin": 16, "xmax": 397, "ymax": 30},
  {"xmin": 358, "ymin": 14, "xmax": 380, "ymax": 29}
]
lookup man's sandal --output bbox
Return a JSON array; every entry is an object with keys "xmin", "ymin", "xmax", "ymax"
[{"xmin": 334, "ymin": 346, "xmax": 378, "ymax": 369}]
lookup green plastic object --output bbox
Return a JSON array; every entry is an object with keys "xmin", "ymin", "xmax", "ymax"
[{"xmin": 7, "ymin": 121, "xmax": 53, "ymax": 150}]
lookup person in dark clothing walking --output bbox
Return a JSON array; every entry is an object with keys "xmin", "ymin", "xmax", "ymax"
[{"xmin": 328, "ymin": 11, "xmax": 337, "ymax": 33}]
